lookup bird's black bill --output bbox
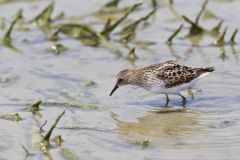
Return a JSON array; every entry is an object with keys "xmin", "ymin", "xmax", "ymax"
[{"xmin": 109, "ymin": 84, "xmax": 119, "ymax": 96}]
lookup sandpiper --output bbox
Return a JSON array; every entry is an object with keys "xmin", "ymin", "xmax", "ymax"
[{"xmin": 109, "ymin": 60, "xmax": 214, "ymax": 106}]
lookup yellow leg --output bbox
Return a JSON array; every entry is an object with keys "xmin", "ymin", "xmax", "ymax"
[
  {"xmin": 187, "ymin": 88, "xmax": 194, "ymax": 99},
  {"xmin": 178, "ymin": 94, "xmax": 187, "ymax": 107},
  {"xmin": 165, "ymin": 94, "xmax": 169, "ymax": 106}
]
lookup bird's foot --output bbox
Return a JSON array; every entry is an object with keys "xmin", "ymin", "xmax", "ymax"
[
  {"xmin": 164, "ymin": 94, "xmax": 170, "ymax": 107},
  {"xmin": 178, "ymin": 94, "xmax": 187, "ymax": 107},
  {"xmin": 187, "ymin": 88, "xmax": 194, "ymax": 99}
]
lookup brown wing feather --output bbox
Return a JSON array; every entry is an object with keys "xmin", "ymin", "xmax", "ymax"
[{"xmin": 156, "ymin": 64, "xmax": 200, "ymax": 88}]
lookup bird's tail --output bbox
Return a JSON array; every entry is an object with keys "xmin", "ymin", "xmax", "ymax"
[
  {"xmin": 196, "ymin": 67, "xmax": 215, "ymax": 75},
  {"xmin": 202, "ymin": 67, "xmax": 215, "ymax": 72}
]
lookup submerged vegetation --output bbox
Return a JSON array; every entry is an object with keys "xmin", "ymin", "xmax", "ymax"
[
  {"xmin": 1, "ymin": 9, "xmax": 22, "ymax": 51},
  {"xmin": 0, "ymin": 0, "xmax": 237, "ymax": 56},
  {"xmin": 0, "ymin": 113, "xmax": 23, "ymax": 121}
]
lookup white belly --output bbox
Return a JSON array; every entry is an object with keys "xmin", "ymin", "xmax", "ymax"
[{"xmin": 143, "ymin": 73, "xmax": 209, "ymax": 94}]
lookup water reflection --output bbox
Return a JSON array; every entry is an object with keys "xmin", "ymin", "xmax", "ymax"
[
  {"xmin": 186, "ymin": 34, "xmax": 204, "ymax": 46},
  {"xmin": 230, "ymin": 44, "xmax": 239, "ymax": 63},
  {"xmin": 113, "ymin": 108, "xmax": 198, "ymax": 138}
]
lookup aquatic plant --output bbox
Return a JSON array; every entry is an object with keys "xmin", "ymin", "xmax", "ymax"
[
  {"xmin": 84, "ymin": 80, "xmax": 97, "ymax": 86},
  {"xmin": 128, "ymin": 47, "xmax": 136, "ymax": 66},
  {"xmin": 101, "ymin": 3, "xmax": 142, "ymax": 39},
  {"xmin": 41, "ymin": 110, "xmax": 65, "ymax": 148},
  {"xmin": 31, "ymin": 2, "xmax": 54, "ymax": 28},
  {"xmin": 182, "ymin": 0, "xmax": 208, "ymax": 36},
  {"xmin": 230, "ymin": 28, "xmax": 238, "ymax": 44},
  {"xmin": 1, "ymin": 9, "xmax": 22, "ymax": 51},
  {"xmin": 211, "ymin": 20, "xmax": 224, "ymax": 36},
  {"xmin": 47, "ymin": 43, "xmax": 68, "ymax": 55},
  {"xmin": 215, "ymin": 27, "xmax": 227, "ymax": 46},
  {"xmin": 119, "ymin": 9, "xmax": 156, "ymax": 43},
  {"xmin": 0, "ymin": 113, "xmax": 23, "ymax": 121},
  {"xmin": 42, "ymin": 101, "xmax": 103, "ymax": 109},
  {"xmin": 27, "ymin": 99, "xmax": 42, "ymax": 116},
  {"xmin": 166, "ymin": 24, "xmax": 183, "ymax": 44}
]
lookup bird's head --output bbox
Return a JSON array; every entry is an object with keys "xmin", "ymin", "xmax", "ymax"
[{"xmin": 109, "ymin": 69, "xmax": 133, "ymax": 96}]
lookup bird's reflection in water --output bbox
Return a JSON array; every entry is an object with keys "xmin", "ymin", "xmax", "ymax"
[{"xmin": 112, "ymin": 107, "xmax": 199, "ymax": 145}]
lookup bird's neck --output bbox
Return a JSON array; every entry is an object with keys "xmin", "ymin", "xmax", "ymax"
[{"xmin": 128, "ymin": 70, "xmax": 146, "ymax": 87}]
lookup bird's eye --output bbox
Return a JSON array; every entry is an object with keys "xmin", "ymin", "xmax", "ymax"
[{"xmin": 118, "ymin": 78, "xmax": 123, "ymax": 82}]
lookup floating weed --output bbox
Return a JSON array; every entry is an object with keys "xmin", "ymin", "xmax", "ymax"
[
  {"xmin": 47, "ymin": 43, "xmax": 68, "ymax": 55},
  {"xmin": 1, "ymin": 9, "xmax": 22, "ymax": 52},
  {"xmin": 53, "ymin": 23, "xmax": 122, "ymax": 55},
  {"xmin": 128, "ymin": 47, "xmax": 136, "ymax": 66},
  {"xmin": 27, "ymin": 99, "xmax": 42, "ymax": 116},
  {"xmin": 182, "ymin": 15, "xmax": 204, "ymax": 36},
  {"xmin": 31, "ymin": 2, "xmax": 54, "ymax": 28},
  {"xmin": 97, "ymin": 9, "xmax": 129, "ymax": 22},
  {"xmin": 0, "ymin": 113, "xmax": 23, "ymax": 121},
  {"xmin": 134, "ymin": 40, "xmax": 156, "ymax": 46},
  {"xmin": 42, "ymin": 101, "xmax": 103, "ymax": 109},
  {"xmin": 214, "ymin": 27, "xmax": 227, "ymax": 46},
  {"xmin": 101, "ymin": 19, "xmax": 112, "ymax": 36},
  {"xmin": 210, "ymin": 20, "xmax": 223, "ymax": 37},
  {"xmin": 56, "ymin": 23, "xmax": 100, "ymax": 46},
  {"xmin": 0, "ymin": 75, "xmax": 11, "ymax": 83},
  {"xmin": 102, "ymin": 0, "xmax": 120, "ymax": 9},
  {"xmin": 98, "ymin": 0, "xmax": 127, "ymax": 19},
  {"xmin": 84, "ymin": 80, "xmax": 97, "ymax": 87},
  {"xmin": 41, "ymin": 110, "xmax": 65, "ymax": 149},
  {"xmin": 133, "ymin": 138, "xmax": 150, "ymax": 149},
  {"xmin": 230, "ymin": 28, "xmax": 238, "ymax": 45},
  {"xmin": 169, "ymin": 0, "xmax": 174, "ymax": 5},
  {"xmin": 119, "ymin": 9, "xmax": 156, "ymax": 43},
  {"xmin": 166, "ymin": 24, "xmax": 183, "ymax": 44},
  {"xmin": 52, "ymin": 135, "xmax": 63, "ymax": 146},
  {"xmin": 101, "ymin": 3, "xmax": 142, "ymax": 39},
  {"xmin": 151, "ymin": 0, "xmax": 158, "ymax": 9},
  {"xmin": 183, "ymin": 0, "xmax": 208, "ymax": 36},
  {"xmin": 60, "ymin": 147, "xmax": 78, "ymax": 160}
]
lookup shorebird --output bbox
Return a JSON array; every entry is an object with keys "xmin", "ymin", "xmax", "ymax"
[{"xmin": 109, "ymin": 60, "xmax": 214, "ymax": 106}]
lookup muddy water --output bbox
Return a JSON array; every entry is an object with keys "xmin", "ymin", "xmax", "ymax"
[{"xmin": 0, "ymin": 0, "xmax": 240, "ymax": 160}]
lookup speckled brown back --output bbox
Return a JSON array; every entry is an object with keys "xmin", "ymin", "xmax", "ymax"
[{"xmin": 154, "ymin": 62, "xmax": 214, "ymax": 88}]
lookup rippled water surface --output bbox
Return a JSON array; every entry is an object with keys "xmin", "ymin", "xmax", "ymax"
[{"xmin": 0, "ymin": 0, "xmax": 240, "ymax": 160}]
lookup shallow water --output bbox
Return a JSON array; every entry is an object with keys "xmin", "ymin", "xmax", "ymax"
[{"xmin": 0, "ymin": 0, "xmax": 240, "ymax": 160}]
